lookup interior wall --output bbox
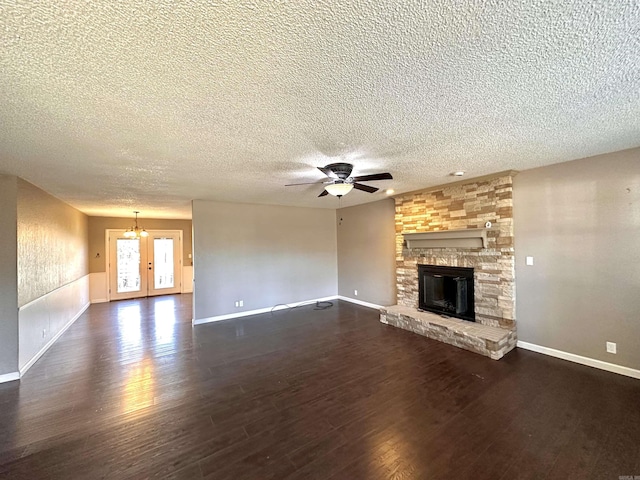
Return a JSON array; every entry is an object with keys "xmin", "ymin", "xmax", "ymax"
[
  {"xmin": 192, "ymin": 200, "xmax": 337, "ymax": 320},
  {"xmin": 513, "ymin": 147, "xmax": 640, "ymax": 370},
  {"xmin": 88, "ymin": 217, "xmax": 192, "ymax": 273},
  {"xmin": 0, "ymin": 176, "xmax": 19, "ymax": 376},
  {"xmin": 17, "ymin": 179, "xmax": 88, "ymax": 307},
  {"xmin": 336, "ymin": 199, "xmax": 396, "ymax": 306}
]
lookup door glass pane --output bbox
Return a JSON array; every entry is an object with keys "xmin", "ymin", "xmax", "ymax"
[
  {"xmin": 117, "ymin": 239, "xmax": 141, "ymax": 293},
  {"xmin": 154, "ymin": 238, "xmax": 174, "ymax": 289}
]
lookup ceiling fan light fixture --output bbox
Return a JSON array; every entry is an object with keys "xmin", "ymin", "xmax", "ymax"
[
  {"xmin": 286, "ymin": 163, "xmax": 392, "ymax": 198},
  {"xmin": 325, "ymin": 183, "xmax": 354, "ymax": 197}
]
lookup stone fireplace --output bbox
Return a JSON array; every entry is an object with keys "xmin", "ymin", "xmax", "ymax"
[{"xmin": 380, "ymin": 172, "xmax": 517, "ymax": 359}]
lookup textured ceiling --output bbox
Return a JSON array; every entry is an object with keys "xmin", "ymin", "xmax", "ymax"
[{"xmin": 1, "ymin": 1, "xmax": 639, "ymax": 219}]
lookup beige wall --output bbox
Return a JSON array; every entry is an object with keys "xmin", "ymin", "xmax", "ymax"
[
  {"xmin": 514, "ymin": 147, "xmax": 640, "ymax": 370},
  {"xmin": 17, "ymin": 179, "xmax": 88, "ymax": 307},
  {"xmin": 192, "ymin": 200, "xmax": 337, "ymax": 320},
  {"xmin": 88, "ymin": 217, "xmax": 192, "ymax": 273},
  {"xmin": 0, "ymin": 176, "xmax": 19, "ymax": 375},
  {"xmin": 336, "ymin": 199, "xmax": 396, "ymax": 306}
]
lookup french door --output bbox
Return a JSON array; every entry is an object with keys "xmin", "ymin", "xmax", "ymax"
[{"xmin": 108, "ymin": 230, "xmax": 182, "ymax": 301}]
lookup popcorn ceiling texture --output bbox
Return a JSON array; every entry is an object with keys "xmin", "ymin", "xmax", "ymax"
[{"xmin": 0, "ymin": 1, "xmax": 639, "ymax": 218}]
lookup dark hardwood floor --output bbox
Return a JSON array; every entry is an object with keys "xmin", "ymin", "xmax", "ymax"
[{"xmin": 0, "ymin": 295, "xmax": 638, "ymax": 479}]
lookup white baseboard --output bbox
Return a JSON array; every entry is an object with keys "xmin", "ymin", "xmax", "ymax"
[
  {"xmin": 517, "ymin": 341, "xmax": 640, "ymax": 380},
  {"xmin": 337, "ymin": 295, "xmax": 383, "ymax": 310},
  {"xmin": 0, "ymin": 372, "xmax": 20, "ymax": 384},
  {"xmin": 193, "ymin": 296, "xmax": 339, "ymax": 326},
  {"xmin": 90, "ymin": 298, "xmax": 108, "ymax": 304},
  {"xmin": 19, "ymin": 301, "xmax": 90, "ymax": 377}
]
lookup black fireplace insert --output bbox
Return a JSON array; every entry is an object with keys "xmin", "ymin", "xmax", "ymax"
[{"xmin": 418, "ymin": 265, "xmax": 475, "ymax": 322}]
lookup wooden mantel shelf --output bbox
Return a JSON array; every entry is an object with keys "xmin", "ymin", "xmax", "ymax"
[{"xmin": 403, "ymin": 229, "xmax": 488, "ymax": 249}]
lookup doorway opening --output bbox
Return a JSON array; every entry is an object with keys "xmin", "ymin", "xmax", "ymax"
[{"xmin": 107, "ymin": 230, "xmax": 183, "ymax": 301}]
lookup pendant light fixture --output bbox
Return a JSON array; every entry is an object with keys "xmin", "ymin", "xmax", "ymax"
[{"xmin": 123, "ymin": 211, "xmax": 148, "ymax": 238}]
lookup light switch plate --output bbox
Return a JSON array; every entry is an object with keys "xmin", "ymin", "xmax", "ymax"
[{"xmin": 526, "ymin": 256, "xmax": 534, "ymax": 266}]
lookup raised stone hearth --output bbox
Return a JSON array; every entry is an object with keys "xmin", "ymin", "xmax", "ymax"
[
  {"xmin": 382, "ymin": 172, "xmax": 517, "ymax": 359},
  {"xmin": 381, "ymin": 305, "xmax": 516, "ymax": 360}
]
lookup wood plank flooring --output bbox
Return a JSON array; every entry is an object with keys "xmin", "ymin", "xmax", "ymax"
[{"xmin": 0, "ymin": 295, "xmax": 638, "ymax": 479}]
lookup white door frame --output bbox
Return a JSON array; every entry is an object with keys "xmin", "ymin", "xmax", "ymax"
[{"xmin": 105, "ymin": 229, "xmax": 183, "ymax": 302}]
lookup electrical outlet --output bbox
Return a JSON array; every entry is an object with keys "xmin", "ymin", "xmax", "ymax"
[
  {"xmin": 42, "ymin": 329, "xmax": 46, "ymax": 338},
  {"xmin": 239, "ymin": 300, "xmax": 243, "ymax": 307},
  {"xmin": 354, "ymin": 290, "xmax": 358, "ymax": 296},
  {"xmin": 606, "ymin": 342, "xmax": 617, "ymax": 354}
]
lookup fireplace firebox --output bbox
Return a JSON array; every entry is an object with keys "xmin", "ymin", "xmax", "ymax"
[{"xmin": 418, "ymin": 265, "xmax": 475, "ymax": 322}]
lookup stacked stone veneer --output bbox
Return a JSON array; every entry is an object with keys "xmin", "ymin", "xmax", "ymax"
[
  {"xmin": 380, "ymin": 306, "xmax": 517, "ymax": 359},
  {"xmin": 383, "ymin": 172, "xmax": 517, "ymax": 359}
]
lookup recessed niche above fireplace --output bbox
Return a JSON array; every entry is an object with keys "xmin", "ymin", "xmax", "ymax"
[{"xmin": 418, "ymin": 265, "xmax": 475, "ymax": 322}]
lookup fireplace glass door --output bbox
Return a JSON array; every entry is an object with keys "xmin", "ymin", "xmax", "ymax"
[{"xmin": 418, "ymin": 265, "xmax": 475, "ymax": 321}]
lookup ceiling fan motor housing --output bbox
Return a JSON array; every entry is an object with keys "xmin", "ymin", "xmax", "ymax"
[{"xmin": 326, "ymin": 162, "xmax": 353, "ymax": 180}]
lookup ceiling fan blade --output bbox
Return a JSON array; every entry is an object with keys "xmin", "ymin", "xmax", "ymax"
[
  {"xmin": 285, "ymin": 180, "xmax": 330, "ymax": 186},
  {"xmin": 353, "ymin": 182, "xmax": 379, "ymax": 193},
  {"xmin": 318, "ymin": 166, "xmax": 337, "ymax": 178},
  {"xmin": 318, "ymin": 189, "xmax": 329, "ymax": 197},
  {"xmin": 350, "ymin": 172, "xmax": 393, "ymax": 182}
]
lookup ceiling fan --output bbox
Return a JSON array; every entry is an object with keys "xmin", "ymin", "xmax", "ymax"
[{"xmin": 286, "ymin": 162, "xmax": 393, "ymax": 197}]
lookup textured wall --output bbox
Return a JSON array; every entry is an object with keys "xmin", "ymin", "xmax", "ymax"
[
  {"xmin": 193, "ymin": 201, "xmax": 337, "ymax": 320},
  {"xmin": 88, "ymin": 217, "xmax": 192, "ymax": 273},
  {"xmin": 395, "ymin": 174, "xmax": 516, "ymax": 328},
  {"xmin": 17, "ymin": 179, "xmax": 88, "ymax": 307},
  {"xmin": 336, "ymin": 199, "xmax": 396, "ymax": 306},
  {"xmin": 0, "ymin": 175, "xmax": 19, "ymax": 375},
  {"xmin": 514, "ymin": 148, "xmax": 640, "ymax": 370}
]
